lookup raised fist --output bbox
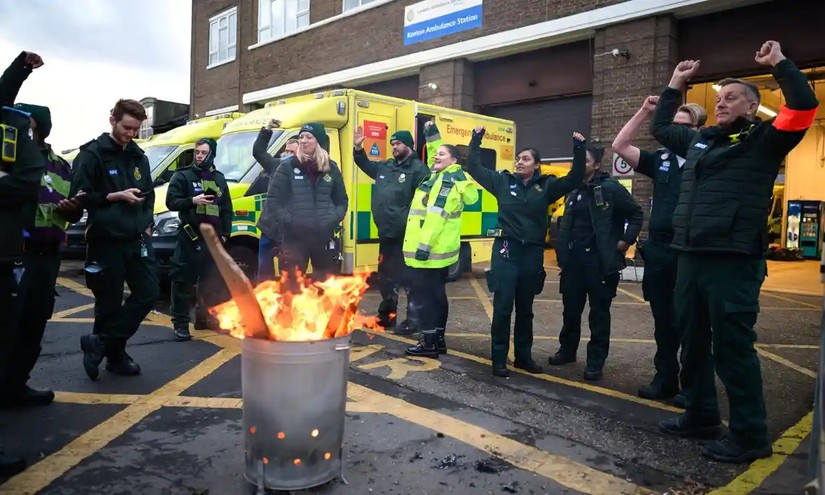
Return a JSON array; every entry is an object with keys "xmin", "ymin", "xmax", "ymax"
[
  {"xmin": 671, "ymin": 60, "xmax": 701, "ymax": 83},
  {"xmin": 755, "ymin": 40, "xmax": 785, "ymax": 67},
  {"xmin": 24, "ymin": 52, "xmax": 44, "ymax": 69},
  {"xmin": 641, "ymin": 95, "xmax": 658, "ymax": 113}
]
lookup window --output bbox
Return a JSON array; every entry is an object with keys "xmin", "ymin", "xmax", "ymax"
[
  {"xmin": 209, "ymin": 7, "xmax": 237, "ymax": 67},
  {"xmin": 344, "ymin": 0, "xmax": 376, "ymax": 11},
  {"xmin": 258, "ymin": 0, "xmax": 309, "ymax": 43}
]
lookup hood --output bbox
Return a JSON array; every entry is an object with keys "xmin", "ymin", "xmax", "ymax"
[{"xmin": 195, "ymin": 137, "xmax": 218, "ymax": 168}]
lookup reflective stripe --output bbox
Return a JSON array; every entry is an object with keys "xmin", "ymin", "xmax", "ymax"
[
  {"xmin": 409, "ymin": 208, "xmax": 426, "ymax": 216},
  {"xmin": 417, "ymin": 243, "xmax": 430, "ymax": 251},
  {"xmin": 427, "ymin": 205, "xmax": 444, "ymax": 215},
  {"xmin": 773, "ymin": 105, "xmax": 818, "ymax": 132},
  {"xmin": 403, "ymin": 248, "xmax": 460, "ymax": 261}
]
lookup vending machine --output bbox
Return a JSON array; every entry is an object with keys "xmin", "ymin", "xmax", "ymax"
[{"xmin": 786, "ymin": 200, "xmax": 824, "ymax": 259}]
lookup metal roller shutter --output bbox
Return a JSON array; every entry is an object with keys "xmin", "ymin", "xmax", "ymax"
[{"xmin": 483, "ymin": 95, "xmax": 592, "ymax": 159}]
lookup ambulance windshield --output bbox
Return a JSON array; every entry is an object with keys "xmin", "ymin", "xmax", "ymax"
[
  {"xmin": 143, "ymin": 145, "xmax": 178, "ymax": 174},
  {"xmin": 216, "ymin": 130, "xmax": 283, "ymax": 182}
]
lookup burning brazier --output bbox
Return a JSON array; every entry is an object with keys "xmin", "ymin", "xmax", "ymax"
[{"xmin": 241, "ymin": 333, "xmax": 351, "ymax": 491}]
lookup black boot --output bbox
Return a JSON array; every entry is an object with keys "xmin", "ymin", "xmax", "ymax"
[
  {"xmin": 194, "ymin": 315, "xmax": 220, "ymax": 331},
  {"xmin": 659, "ymin": 413, "xmax": 723, "ymax": 439},
  {"xmin": 638, "ymin": 378, "xmax": 679, "ymax": 400},
  {"xmin": 0, "ymin": 451, "xmax": 26, "ymax": 477},
  {"xmin": 405, "ymin": 331, "xmax": 439, "ymax": 358},
  {"xmin": 80, "ymin": 334, "xmax": 105, "ymax": 381},
  {"xmin": 435, "ymin": 328, "xmax": 447, "ymax": 354},
  {"xmin": 514, "ymin": 359, "xmax": 543, "ymax": 374},
  {"xmin": 583, "ymin": 367, "xmax": 603, "ymax": 381},
  {"xmin": 0, "ymin": 385, "xmax": 55, "ymax": 408},
  {"xmin": 377, "ymin": 313, "xmax": 397, "ymax": 329},
  {"xmin": 492, "ymin": 366, "xmax": 509, "ymax": 378},
  {"xmin": 673, "ymin": 391, "xmax": 688, "ymax": 409},
  {"xmin": 703, "ymin": 437, "xmax": 772, "ymax": 463},
  {"xmin": 394, "ymin": 319, "xmax": 416, "ymax": 336},
  {"xmin": 548, "ymin": 351, "xmax": 576, "ymax": 366},
  {"xmin": 173, "ymin": 326, "xmax": 193, "ymax": 342},
  {"xmin": 105, "ymin": 351, "xmax": 141, "ymax": 376}
]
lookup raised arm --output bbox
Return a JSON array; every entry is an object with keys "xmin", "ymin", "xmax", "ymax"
[
  {"xmin": 613, "ymin": 96, "xmax": 660, "ymax": 169},
  {"xmin": 0, "ymin": 51, "xmax": 41, "ymax": 107},
  {"xmin": 544, "ymin": 132, "xmax": 587, "ymax": 203},
  {"xmin": 352, "ymin": 125, "xmax": 379, "ymax": 179},
  {"xmin": 424, "ymin": 121, "xmax": 442, "ymax": 168},
  {"xmin": 755, "ymin": 41, "xmax": 820, "ymax": 159},
  {"xmin": 650, "ymin": 60, "xmax": 701, "ymax": 157},
  {"xmin": 253, "ymin": 122, "xmax": 282, "ymax": 174},
  {"xmin": 464, "ymin": 127, "xmax": 505, "ymax": 194}
]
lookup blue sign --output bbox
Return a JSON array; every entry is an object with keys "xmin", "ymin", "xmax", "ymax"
[
  {"xmin": 403, "ymin": 0, "xmax": 483, "ymax": 46},
  {"xmin": 369, "ymin": 143, "xmax": 381, "ymax": 156}
]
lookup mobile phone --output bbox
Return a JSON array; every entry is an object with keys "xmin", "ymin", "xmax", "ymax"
[{"xmin": 137, "ymin": 190, "xmax": 151, "ymax": 198}]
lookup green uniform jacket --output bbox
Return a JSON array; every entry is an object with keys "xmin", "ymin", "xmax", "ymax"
[
  {"xmin": 651, "ymin": 58, "xmax": 819, "ymax": 256},
  {"xmin": 0, "ymin": 52, "xmax": 45, "ymax": 261},
  {"xmin": 165, "ymin": 163, "xmax": 233, "ymax": 237},
  {"xmin": 465, "ymin": 131, "xmax": 586, "ymax": 245},
  {"xmin": 556, "ymin": 173, "xmax": 644, "ymax": 276},
  {"xmin": 403, "ymin": 163, "xmax": 479, "ymax": 269},
  {"xmin": 69, "ymin": 133, "xmax": 155, "ymax": 241}
]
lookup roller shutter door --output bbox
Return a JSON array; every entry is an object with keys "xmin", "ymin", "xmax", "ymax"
[{"xmin": 483, "ymin": 95, "xmax": 592, "ymax": 159}]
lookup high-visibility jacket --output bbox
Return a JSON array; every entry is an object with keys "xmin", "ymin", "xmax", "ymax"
[{"xmin": 403, "ymin": 163, "xmax": 478, "ymax": 268}]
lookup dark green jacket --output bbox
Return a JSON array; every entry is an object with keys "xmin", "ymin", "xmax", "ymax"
[
  {"xmin": 556, "ymin": 172, "xmax": 644, "ymax": 276},
  {"xmin": 635, "ymin": 148, "xmax": 684, "ymax": 235},
  {"xmin": 258, "ymin": 155, "xmax": 348, "ymax": 242},
  {"xmin": 165, "ymin": 163, "xmax": 233, "ymax": 237},
  {"xmin": 465, "ymin": 130, "xmax": 586, "ymax": 246},
  {"xmin": 69, "ymin": 133, "xmax": 154, "ymax": 241},
  {"xmin": 0, "ymin": 52, "xmax": 45, "ymax": 261},
  {"xmin": 353, "ymin": 141, "xmax": 430, "ymax": 240},
  {"xmin": 651, "ymin": 58, "xmax": 819, "ymax": 256}
]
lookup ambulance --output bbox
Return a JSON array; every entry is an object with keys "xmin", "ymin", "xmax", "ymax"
[
  {"xmin": 150, "ymin": 89, "xmax": 517, "ymax": 283},
  {"xmin": 540, "ymin": 160, "xmax": 573, "ymax": 247}
]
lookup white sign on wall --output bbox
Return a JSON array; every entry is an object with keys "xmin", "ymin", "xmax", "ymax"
[{"xmin": 612, "ymin": 152, "xmax": 634, "ymax": 177}]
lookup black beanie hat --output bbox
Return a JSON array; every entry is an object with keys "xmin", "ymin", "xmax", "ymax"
[
  {"xmin": 389, "ymin": 130, "xmax": 414, "ymax": 150},
  {"xmin": 15, "ymin": 103, "xmax": 52, "ymax": 139}
]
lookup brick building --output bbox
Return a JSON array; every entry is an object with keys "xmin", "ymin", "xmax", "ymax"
[{"xmin": 190, "ymin": 0, "xmax": 825, "ymax": 237}]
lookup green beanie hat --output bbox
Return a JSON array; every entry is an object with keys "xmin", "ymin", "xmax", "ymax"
[
  {"xmin": 390, "ymin": 130, "xmax": 414, "ymax": 150},
  {"xmin": 299, "ymin": 122, "xmax": 330, "ymax": 152},
  {"xmin": 15, "ymin": 103, "xmax": 52, "ymax": 139}
]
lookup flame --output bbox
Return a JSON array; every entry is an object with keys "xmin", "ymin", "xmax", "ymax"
[{"xmin": 211, "ymin": 270, "xmax": 386, "ymax": 341}]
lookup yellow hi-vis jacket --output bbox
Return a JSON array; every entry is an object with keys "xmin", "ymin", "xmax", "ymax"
[{"xmin": 403, "ymin": 163, "xmax": 479, "ymax": 268}]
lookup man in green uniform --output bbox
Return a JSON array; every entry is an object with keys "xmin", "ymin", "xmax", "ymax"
[
  {"xmin": 1, "ymin": 103, "xmax": 83, "ymax": 408},
  {"xmin": 652, "ymin": 41, "xmax": 819, "ymax": 463},
  {"xmin": 612, "ymin": 98, "xmax": 707, "ymax": 405},
  {"xmin": 166, "ymin": 138, "xmax": 232, "ymax": 341},
  {"xmin": 70, "ymin": 99, "xmax": 159, "ymax": 380},
  {"xmin": 0, "ymin": 49, "xmax": 45, "ymax": 478},
  {"xmin": 353, "ymin": 124, "xmax": 430, "ymax": 333},
  {"xmin": 465, "ymin": 128, "xmax": 586, "ymax": 377}
]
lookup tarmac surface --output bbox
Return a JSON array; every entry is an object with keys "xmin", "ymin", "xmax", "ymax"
[{"xmin": 0, "ymin": 256, "xmax": 821, "ymax": 495}]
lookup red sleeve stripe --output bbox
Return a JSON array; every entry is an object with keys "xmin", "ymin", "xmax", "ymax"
[{"xmin": 773, "ymin": 105, "xmax": 818, "ymax": 132}]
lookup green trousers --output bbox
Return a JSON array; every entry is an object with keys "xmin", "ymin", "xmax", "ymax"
[
  {"xmin": 487, "ymin": 238, "xmax": 545, "ymax": 368},
  {"xmin": 170, "ymin": 233, "xmax": 222, "ymax": 328},
  {"xmin": 640, "ymin": 238, "xmax": 682, "ymax": 388},
  {"xmin": 85, "ymin": 237, "xmax": 159, "ymax": 357},
  {"xmin": 675, "ymin": 252, "xmax": 768, "ymax": 448}
]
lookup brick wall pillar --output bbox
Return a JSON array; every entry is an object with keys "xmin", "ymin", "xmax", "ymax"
[
  {"xmin": 591, "ymin": 15, "xmax": 680, "ymax": 239},
  {"xmin": 418, "ymin": 59, "xmax": 474, "ymax": 111}
]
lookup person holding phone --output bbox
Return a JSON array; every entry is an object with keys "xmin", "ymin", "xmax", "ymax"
[
  {"xmin": 70, "ymin": 99, "xmax": 158, "ymax": 380},
  {"xmin": 166, "ymin": 138, "xmax": 232, "ymax": 341}
]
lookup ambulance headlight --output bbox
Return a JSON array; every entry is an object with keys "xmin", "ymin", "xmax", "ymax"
[{"xmin": 153, "ymin": 211, "xmax": 180, "ymax": 237}]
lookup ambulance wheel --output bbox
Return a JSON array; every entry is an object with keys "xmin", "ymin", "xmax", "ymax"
[{"xmin": 227, "ymin": 244, "xmax": 258, "ymax": 282}]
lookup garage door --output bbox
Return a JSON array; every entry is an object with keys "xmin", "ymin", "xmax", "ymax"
[{"xmin": 483, "ymin": 95, "xmax": 592, "ymax": 159}]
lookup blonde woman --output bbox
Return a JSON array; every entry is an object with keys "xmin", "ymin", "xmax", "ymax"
[{"xmin": 257, "ymin": 122, "xmax": 348, "ymax": 287}]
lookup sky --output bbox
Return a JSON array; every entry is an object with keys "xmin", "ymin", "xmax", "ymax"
[{"xmin": 0, "ymin": 0, "xmax": 192, "ymax": 152}]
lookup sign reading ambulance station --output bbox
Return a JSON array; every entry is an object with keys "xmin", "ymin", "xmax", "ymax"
[{"xmin": 403, "ymin": 0, "xmax": 483, "ymax": 46}]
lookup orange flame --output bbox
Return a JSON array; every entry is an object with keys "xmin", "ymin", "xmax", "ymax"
[{"xmin": 211, "ymin": 271, "xmax": 385, "ymax": 341}]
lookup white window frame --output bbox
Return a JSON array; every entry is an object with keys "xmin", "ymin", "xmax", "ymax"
[
  {"xmin": 258, "ymin": 0, "xmax": 310, "ymax": 44},
  {"xmin": 208, "ymin": 7, "xmax": 238, "ymax": 69},
  {"xmin": 343, "ymin": 0, "xmax": 376, "ymax": 12}
]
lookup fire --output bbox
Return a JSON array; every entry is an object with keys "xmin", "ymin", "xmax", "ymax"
[{"xmin": 211, "ymin": 271, "xmax": 385, "ymax": 341}]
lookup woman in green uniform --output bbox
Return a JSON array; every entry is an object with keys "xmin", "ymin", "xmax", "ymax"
[{"xmin": 466, "ymin": 128, "xmax": 586, "ymax": 377}]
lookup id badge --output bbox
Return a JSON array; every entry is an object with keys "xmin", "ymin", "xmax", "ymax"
[
  {"xmin": 594, "ymin": 185, "xmax": 605, "ymax": 207},
  {"xmin": 141, "ymin": 246, "xmax": 148, "ymax": 258}
]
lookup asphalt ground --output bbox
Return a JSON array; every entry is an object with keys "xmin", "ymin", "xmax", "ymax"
[{"xmin": 0, "ymin": 258, "xmax": 821, "ymax": 495}]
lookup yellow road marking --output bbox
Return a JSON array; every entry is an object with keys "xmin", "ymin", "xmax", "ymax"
[
  {"xmin": 166, "ymin": 396, "xmax": 244, "ymax": 409},
  {"xmin": 349, "ymin": 382, "xmax": 651, "ymax": 495},
  {"xmin": 0, "ymin": 348, "xmax": 239, "ymax": 495},
  {"xmin": 756, "ymin": 348, "xmax": 817, "ymax": 379},
  {"xmin": 759, "ymin": 291, "xmax": 820, "ymax": 309},
  {"xmin": 369, "ymin": 330, "xmax": 682, "ymax": 413},
  {"xmin": 54, "ymin": 391, "xmax": 141, "ymax": 406},
  {"xmin": 616, "ymin": 287, "xmax": 646, "ymax": 303},
  {"xmin": 708, "ymin": 410, "xmax": 812, "ymax": 495},
  {"xmin": 358, "ymin": 355, "xmax": 441, "ymax": 380},
  {"xmin": 55, "ymin": 277, "xmax": 93, "ymax": 297},
  {"xmin": 468, "ymin": 275, "xmax": 517, "ymax": 363},
  {"xmin": 51, "ymin": 303, "xmax": 96, "ymax": 319}
]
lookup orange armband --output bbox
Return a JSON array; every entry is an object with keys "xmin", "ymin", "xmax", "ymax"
[{"xmin": 772, "ymin": 105, "xmax": 818, "ymax": 132}]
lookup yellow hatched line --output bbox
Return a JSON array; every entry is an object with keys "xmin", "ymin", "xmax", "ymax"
[
  {"xmin": 759, "ymin": 291, "xmax": 820, "ymax": 309},
  {"xmin": 756, "ymin": 348, "xmax": 817, "ymax": 379},
  {"xmin": 51, "ymin": 303, "xmax": 96, "ymax": 319}
]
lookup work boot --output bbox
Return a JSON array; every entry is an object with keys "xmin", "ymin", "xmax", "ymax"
[
  {"xmin": 0, "ymin": 385, "xmax": 55, "ymax": 408},
  {"xmin": 583, "ymin": 367, "xmax": 603, "ymax": 381},
  {"xmin": 194, "ymin": 315, "xmax": 220, "ymax": 331},
  {"xmin": 673, "ymin": 392, "xmax": 688, "ymax": 409},
  {"xmin": 659, "ymin": 414, "xmax": 723, "ymax": 439},
  {"xmin": 702, "ymin": 437, "xmax": 772, "ymax": 464},
  {"xmin": 638, "ymin": 379, "xmax": 679, "ymax": 400},
  {"xmin": 173, "ymin": 326, "xmax": 193, "ymax": 342},
  {"xmin": 0, "ymin": 452, "xmax": 26, "ymax": 477},
  {"xmin": 105, "ymin": 352, "xmax": 141, "ymax": 376},
  {"xmin": 405, "ymin": 331, "xmax": 439, "ymax": 359},
  {"xmin": 547, "ymin": 351, "xmax": 576, "ymax": 366},
  {"xmin": 492, "ymin": 366, "xmax": 509, "ymax": 378},
  {"xmin": 80, "ymin": 334, "xmax": 105, "ymax": 381},
  {"xmin": 514, "ymin": 359, "xmax": 543, "ymax": 374},
  {"xmin": 377, "ymin": 313, "xmax": 397, "ymax": 329},
  {"xmin": 394, "ymin": 319, "xmax": 416, "ymax": 336},
  {"xmin": 435, "ymin": 328, "xmax": 447, "ymax": 354}
]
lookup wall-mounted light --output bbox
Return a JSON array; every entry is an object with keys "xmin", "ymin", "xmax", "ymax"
[
  {"xmin": 594, "ymin": 48, "xmax": 631, "ymax": 60},
  {"xmin": 712, "ymin": 84, "xmax": 777, "ymax": 117},
  {"xmin": 427, "ymin": 82, "xmax": 438, "ymax": 90}
]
